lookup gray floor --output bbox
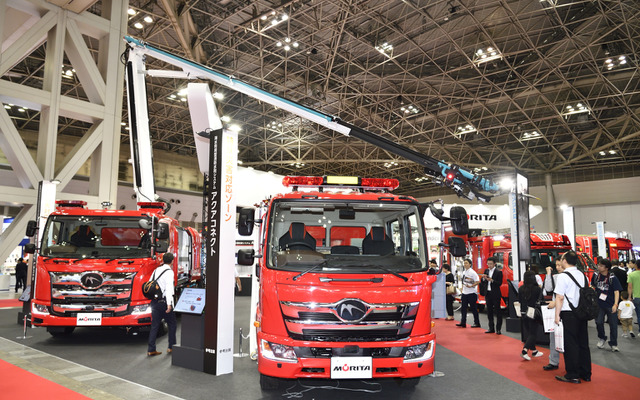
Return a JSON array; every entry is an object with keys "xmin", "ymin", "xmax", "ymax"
[{"xmin": 1, "ymin": 293, "xmax": 638, "ymax": 400}]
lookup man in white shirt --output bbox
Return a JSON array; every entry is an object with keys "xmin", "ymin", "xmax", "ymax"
[
  {"xmin": 553, "ymin": 251, "xmax": 592, "ymax": 383},
  {"xmin": 456, "ymin": 258, "xmax": 481, "ymax": 328},
  {"xmin": 147, "ymin": 252, "xmax": 177, "ymax": 356}
]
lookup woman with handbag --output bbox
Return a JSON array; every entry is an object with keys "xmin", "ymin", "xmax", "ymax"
[
  {"xmin": 444, "ymin": 264, "xmax": 455, "ymax": 320},
  {"xmin": 519, "ymin": 270, "xmax": 544, "ymax": 360}
]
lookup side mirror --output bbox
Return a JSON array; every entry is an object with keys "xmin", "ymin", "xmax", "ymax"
[
  {"xmin": 448, "ymin": 236, "xmax": 467, "ymax": 257},
  {"xmin": 156, "ymin": 222, "xmax": 170, "ymax": 240},
  {"xmin": 24, "ymin": 243, "xmax": 36, "ymax": 254},
  {"xmin": 238, "ymin": 208, "xmax": 255, "ymax": 236},
  {"xmin": 155, "ymin": 241, "xmax": 169, "ymax": 253},
  {"xmin": 449, "ymin": 206, "xmax": 469, "ymax": 235},
  {"xmin": 237, "ymin": 249, "xmax": 255, "ymax": 265},
  {"xmin": 25, "ymin": 220, "xmax": 37, "ymax": 237}
]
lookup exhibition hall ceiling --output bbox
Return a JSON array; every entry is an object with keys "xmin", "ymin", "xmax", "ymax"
[{"xmin": 6, "ymin": 0, "xmax": 640, "ymax": 196}]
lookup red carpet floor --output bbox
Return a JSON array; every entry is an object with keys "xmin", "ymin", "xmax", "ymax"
[
  {"xmin": 0, "ymin": 359, "xmax": 91, "ymax": 400},
  {"xmin": 0, "ymin": 299, "xmax": 22, "ymax": 309},
  {"xmin": 435, "ymin": 319, "xmax": 640, "ymax": 400}
]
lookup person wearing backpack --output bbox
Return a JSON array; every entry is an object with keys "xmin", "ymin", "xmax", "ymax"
[
  {"xmin": 591, "ymin": 258, "xmax": 622, "ymax": 352},
  {"xmin": 554, "ymin": 250, "xmax": 592, "ymax": 384},
  {"xmin": 147, "ymin": 252, "xmax": 177, "ymax": 356}
]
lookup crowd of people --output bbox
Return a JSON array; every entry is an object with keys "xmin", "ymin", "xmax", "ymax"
[{"xmin": 442, "ymin": 252, "xmax": 640, "ymax": 384}]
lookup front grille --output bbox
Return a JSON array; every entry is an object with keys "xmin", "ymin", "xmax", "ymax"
[
  {"xmin": 297, "ymin": 329, "xmax": 403, "ymax": 342},
  {"xmin": 49, "ymin": 271, "xmax": 136, "ymax": 317},
  {"xmin": 282, "ymin": 299, "xmax": 418, "ymax": 342}
]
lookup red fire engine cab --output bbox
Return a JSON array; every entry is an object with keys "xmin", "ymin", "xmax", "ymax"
[
  {"xmin": 236, "ymin": 175, "xmax": 468, "ymax": 389},
  {"xmin": 449, "ymin": 232, "xmax": 594, "ymax": 307},
  {"xmin": 25, "ymin": 200, "xmax": 201, "ymax": 336},
  {"xmin": 575, "ymin": 235, "xmax": 635, "ymax": 263}
]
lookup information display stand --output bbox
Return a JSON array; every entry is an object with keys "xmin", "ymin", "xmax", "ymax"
[{"xmin": 172, "ymin": 288, "xmax": 206, "ymax": 372}]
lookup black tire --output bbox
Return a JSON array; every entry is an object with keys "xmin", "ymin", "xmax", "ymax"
[
  {"xmin": 395, "ymin": 377, "xmax": 421, "ymax": 388},
  {"xmin": 260, "ymin": 374, "xmax": 283, "ymax": 390},
  {"xmin": 47, "ymin": 326, "xmax": 75, "ymax": 337}
]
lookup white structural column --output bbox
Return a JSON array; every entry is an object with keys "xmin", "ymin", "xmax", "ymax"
[
  {"xmin": 545, "ymin": 173, "xmax": 557, "ymax": 233},
  {"xmin": 0, "ymin": 0, "xmax": 127, "ymax": 265}
]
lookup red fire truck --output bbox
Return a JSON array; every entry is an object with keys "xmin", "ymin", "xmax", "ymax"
[
  {"xmin": 452, "ymin": 232, "xmax": 593, "ymax": 307},
  {"xmin": 25, "ymin": 200, "xmax": 201, "ymax": 336},
  {"xmin": 237, "ymin": 175, "xmax": 468, "ymax": 389},
  {"xmin": 575, "ymin": 235, "xmax": 635, "ymax": 263}
]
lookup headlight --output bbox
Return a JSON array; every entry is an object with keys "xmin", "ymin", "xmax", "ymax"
[
  {"xmin": 131, "ymin": 304, "xmax": 151, "ymax": 315},
  {"xmin": 403, "ymin": 341, "xmax": 434, "ymax": 362},
  {"xmin": 260, "ymin": 339, "xmax": 297, "ymax": 363},
  {"xmin": 32, "ymin": 303, "xmax": 50, "ymax": 316}
]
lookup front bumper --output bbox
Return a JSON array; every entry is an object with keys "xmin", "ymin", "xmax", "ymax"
[
  {"xmin": 30, "ymin": 300, "xmax": 152, "ymax": 327},
  {"xmin": 257, "ymin": 331, "xmax": 436, "ymax": 380}
]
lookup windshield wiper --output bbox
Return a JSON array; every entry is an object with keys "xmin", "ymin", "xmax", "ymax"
[
  {"xmin": 368, "ymin": 265, "xmax": 409, "ymax": 281},
  {"xmin": 292, "ymin": 260, "xmax": 328, "ymax": 281}
]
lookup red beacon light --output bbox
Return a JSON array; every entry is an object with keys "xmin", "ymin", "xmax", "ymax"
[
  {"xmin": 282, "ymin": 176, "xmax": 324, "ymax": 187},
  {"xmin": 55, "ymin": 200, "xmax": 87, "ymax": 208},
  {"xmin": 282, "ymin": 176, "xmax": 399, "ymax": 191}
]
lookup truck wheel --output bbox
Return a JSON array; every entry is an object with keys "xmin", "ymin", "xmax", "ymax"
[
  {"xmin": 47, "ymin": 327, "xmax": 75, "ymax": 337},
  {"xmin": 260, "ymin": 374, "xmax": 283, "ymax": 390}
]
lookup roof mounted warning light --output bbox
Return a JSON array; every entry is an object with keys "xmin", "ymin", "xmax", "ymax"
[
  {"xmin": 55, "ymin": 200, "xmax": 87, "ymax": 209},
  {"xmin": 282, "ymin": 176, "xmax": 399, "ymax": 191}
]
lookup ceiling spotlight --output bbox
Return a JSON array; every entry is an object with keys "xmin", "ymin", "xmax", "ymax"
[
  {"xmin": 213, "ymin": 92, "xmax": 224, "ymax": 100},
  {"xmin": 134, "ymin": 22, "xmax": 143, "ymax": 30},
  {"xmin": 144, "ymin": 16, "xmax": 153, "ymax": 23},
  {"xmin": 127, "ymin": 9, "xmax": 137, "ymax": 16},
  {"xmin": 221, "ymin": 116, "xmax": 231, "ymax": 122},
  {"xmin": 562, "ymin": 102, "xmax": 590, "ymax": 117},
  {"xmin": 474, "ymin": 47, "xmax": 502, "ymax": 65},
  {"xmin": 454, "ymin": 124, "xmax": 477, "ymax": 136}
]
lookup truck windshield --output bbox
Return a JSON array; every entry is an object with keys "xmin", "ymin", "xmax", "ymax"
[
  {"xmin": 267, "ymin": 199, "xmax": 427, "ymax": 273},
  {"xmin": 40, "ymin": 216, "xmax": 152, "ymax": 259}
]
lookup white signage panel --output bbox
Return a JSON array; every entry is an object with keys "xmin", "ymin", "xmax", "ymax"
[{"xmin": 330, "ymin": 357, "xmax": 373, "ymax": 379}]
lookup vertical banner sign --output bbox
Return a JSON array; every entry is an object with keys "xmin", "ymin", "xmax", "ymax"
[
  {"xmin": 596, "ymin": 221, "xmax": 606, "ymax": 260},
  {"xmin": 203, "ymin": 129, "xmax": 237, "ymax": 376},
  {"xmin": 509, "ymin": 171, "xmax": 530, "ymax": 282},
  {"xmin": 563, "ymin": 207, "xmax": 576, "ymax": 250}
]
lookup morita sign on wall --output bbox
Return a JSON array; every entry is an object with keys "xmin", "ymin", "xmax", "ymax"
[{"xmin": 424, "ymin": 203, "xmax": 542, "ymax": 231}]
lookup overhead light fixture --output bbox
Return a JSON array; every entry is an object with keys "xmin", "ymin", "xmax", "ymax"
[
  {"xmin": 384, "ymin": 161, "xmax": 399, "ymax": 168},
  {"xmin": 228, "ymin": 124, "xmax": 242, "ymax": 133},
  {"xmin": 520, "ymin": 131, "xmax": 541, "ymax": 141},
  {"xmin": 604, "ymin": 55, "xmax": 627, "ymax": 71},
  {"xmin": 134, "ymin": 22, "xmax": 143, "ymax": 30},
  {"xmin": 268, "ymin": 121, "xmax": 283, "ymax": 130},
  {"xmin": 238, "ymin": 160, "xmax": 243, "ymax": 165},
  {"xmin": 415, "ymin": 176, "xmax": 429, "ymax": 183},
  {"xmin": 375, "ymin": 42, "xmax": 393, "ymax": 58},
  {"xmin": 4, "ymin": 104, "xmax": 11, "ymax": 109},
  {"xmin": 290, "ymin": 161, "xmax": 305, "ymax": 168},
  {"xmin": 454, "ymin": 124, "xmax": 477, "ymax": 136},
  {"xmin": 276, "ymin": 38, "xmax": 299, "ymax": 52},
  {"xmin": 213, "ymin": 92, "xmax": 224, "ymax": 100},
  {"xmin": 400, "ymin": 105, "xmax": 420, "ymax": 115},
  {"xmin": 127, "ymin": 9, "xmax": 137, "ymax": 16},
  {"xmin": 143, "ymin": 16, "xmax": 153, "ymax": 24},
  {"xmin": 474, "ymin": 47, "xmax": 502, "ymax": 65},
  {"xmin": 221, "ymin": 116, "xmax": 231, "ymax": 122},
  {"xmin": 261, "ymin": 11, "xmax": 288, "ymax": 32},
  {"xmin": 562, "ymin": 102, "xmax": 590, "ymax": 117}
]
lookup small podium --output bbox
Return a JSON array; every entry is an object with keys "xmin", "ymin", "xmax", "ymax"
[{"xmin": 172, "ymin": 288, "xmax": 206, "ymax": 372}]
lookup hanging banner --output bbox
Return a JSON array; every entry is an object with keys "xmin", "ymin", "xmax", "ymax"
[
  {"xmin": 595, "ymin": 221, "xmax": 606, "ymax": 261},
  {"xmin": 562, "ymin": 207, "xmax": 576, "ymax": 250}
]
